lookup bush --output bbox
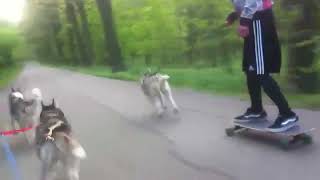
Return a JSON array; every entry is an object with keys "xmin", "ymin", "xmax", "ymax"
[
  {"xmin": 0, "ymin": 56, "xmax": 5, "ymax": 67},
  {"xmin": 0, "ymin": 26, "xmax": 21, "ymax": 66}
]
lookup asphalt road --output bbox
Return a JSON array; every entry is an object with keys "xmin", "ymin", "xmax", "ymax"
[{"xmin": 0, "ymin": 64, "xmax": 320, "ymax": 180}]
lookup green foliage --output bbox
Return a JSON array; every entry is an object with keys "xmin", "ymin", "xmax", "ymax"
[
  {"xmin": 21, "ymin": 0, "xmax": 62, "ymax": 63},
  {"xmin": 18, "ymin": 0, "xmax": 320, "ymax": 93},
  {"xmin": 85, "ymin": 0, "xmax": 105, "ymax": 64},
  {"xmin": 0, "ymin": 25, "xmax": 23, "ymax": 87},
  {"xmin": 17, "ymin": 0, "xmax": 278, "ymax": 68},
  {"xmin": 110, "ymin": 0, "xmax": 242, "ymax": 66},
  {"xmin": 0, "ymin": 65, "xmax": 21, "ymax": 89},
  {"xmin": 0, "ymin": 22, "xmax": 31, "ymax": 72},
  {"xmin": 280, "ymin": 0, "xmax": 320, "ymax": 92},
  {"xmin": 0, "ymin": 26, "xmax": 22, "ymax": 66},
  {"xmin": 112, "ymin": 0, "xmax": 185, "ymax": 65},
  {"xmin": 174, "ymin": 0, "xmax": 241, "ymax": 64}
]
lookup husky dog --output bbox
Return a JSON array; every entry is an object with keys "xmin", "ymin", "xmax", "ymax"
[
  {"xmin": 36, "ymin": 99, "xmax": 86, "ymax": 180},
  {"xmin": 140, "ymin": 69, "xmax": 179, "ymax": 116},
  {"xmin": 8, "ymin": 87, "xmax": 42, "ymax": 144}
]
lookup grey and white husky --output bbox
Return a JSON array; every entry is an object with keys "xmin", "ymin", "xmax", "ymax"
[
  {"xmin": 140, "ymin": 70, "xmax": 179, "ymax": 116},
  {"xmin": 36, "ymin": 99, "xmax": 86, "ymax": 180},
  {"xmin": 8, "ymin": 87, "xmax": 42, "ymax": 144}
]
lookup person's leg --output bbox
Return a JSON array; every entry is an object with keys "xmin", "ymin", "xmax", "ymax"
[
  {"xmin": 246, "ymin": 72, "xmax": 263, "ymax": 112},
  {"xmin": 259, "ymin": 74, "xmax": 293, "ymax": 115},
  {"xmin": 259, "ymin": 74, "xmax": 299, "ymax": 132},
  {"xmin": 235, "ymin": 72, "xmax": 267, "ymax": 121}
]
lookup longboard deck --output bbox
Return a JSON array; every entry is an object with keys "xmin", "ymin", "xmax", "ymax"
[
  {"xmin": 226, "ymin": 119, "xmax": 316, "ymax": 149},
  {"xmin": 233, "ymin": 119, "xmax": 316, "ymax": 136}
]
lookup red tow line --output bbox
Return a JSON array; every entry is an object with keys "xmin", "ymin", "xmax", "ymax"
[{"xmin": 0, "ymin": 125, "xmax": 38, "ymax": 136}]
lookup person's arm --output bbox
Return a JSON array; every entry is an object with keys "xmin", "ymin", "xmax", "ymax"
[{"xmin": 226, "ymin": 11, "xmax": 240, "ymax": 26}]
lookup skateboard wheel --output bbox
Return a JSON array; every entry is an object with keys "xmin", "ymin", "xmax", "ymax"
[
  {"xmin": 300, "ymin": 134, "xmax": 313, "ymax": 145},
  {"xmin": 293, "ymin": 134, "xmax": 313, "ymax": 145},
  {"xmin": 225, "ymin": 128, "xmax": 235, "ymax": 137},
  {"xmin": 280, "ymin": 139, "xmax": 291, "ymax": 150}
]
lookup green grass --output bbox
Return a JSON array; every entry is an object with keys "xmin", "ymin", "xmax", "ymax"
[
  {"xmin": 65, "ymin": 65, "xmax": 247, "ymax": 94},
  {"xmin": 286, "ymin": 94, "xmax": 320, "ymax": 110},
  {"xmin": 0, "ymin": 65, "xmax": 21, "ymax": 89},
  {"xmin": 56, "ymin": 65, "xmax": 320, "ymax": 110}
]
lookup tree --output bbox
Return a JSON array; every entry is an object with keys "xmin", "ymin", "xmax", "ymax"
[
  {"xmin": 22, "ymin": 0, "xmax": 63, "ymax": 63},
  {"xmin": 0, "ymin": 26, "xmax": 20, "ymax": 67},
  {"xmin": 174, "ymin": 0, "xmax": 239, "ymax": 66},
  {"xmin": 75, "ymin": 0, "xmax": 95, "ymax": 65},
  {"xmin": 282, "ymin": 0, "xmax": 320, "ymax": 93},
  {"xmin": 95, "ymin": 0, "xmax": 125, "ymax": 72},
  {"xmin": 113, "ymin": 0, "xmax": 185, "ymax": 66},
  {"xmin": 64, "ymin": 0, "xmax": 89, "ymax": 65}
]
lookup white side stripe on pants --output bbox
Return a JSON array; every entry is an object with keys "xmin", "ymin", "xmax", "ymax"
[
  {"xmin": 257, "ymin": 20, "xmax": 265, "ymax": 74},
  {"xmin": 253, "ymin": 20, "xmax": 260, "ymax": 74},
  {"xmin": 253, "ymin": 20, "xmax": 265, "ymax": 75}
]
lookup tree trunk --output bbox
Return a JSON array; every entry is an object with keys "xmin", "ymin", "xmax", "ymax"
[
  {"xmin": 54, "ymin": 37, "xmax": 64, "ymax": 61},
  {"xmin": 52, "ymin": 9, "xmax": 64, "ymax": 62},
  {"xmin": 76, "ymin": 0, "xmax": 95, "ymax": 66},
  {"xmin": 95, "ymin": 0, "xmax": 126, "ymax": 72},
  {"xmin": 48, "ymin": 28, "xmax": 59, "ymax": 61},
  {"xmin": 65, "ymin": 0, "xmax": 88, "ymax": 65},
  {"xmin": 285, "ymin": 0, "xmax": 319, "ymax": 93},
  {"xmin": 65, "ymin": 25, "xmax": 78, "ymax": 65},
  {"xmin": 145, "ymin": 54, "xmax": 152, "ymax": 65}
]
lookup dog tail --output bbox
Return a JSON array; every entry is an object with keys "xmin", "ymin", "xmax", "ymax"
[
  {"xmin": 159, "ymin": 74, "xmax": 170, "ymax": 80},
  {"xmin": 32, "ymin": 88, "xmax": 42, "ymax": 100},
  {"xmin": 54, "ymin": 132, "xmax": 87, "ymax": 159}
]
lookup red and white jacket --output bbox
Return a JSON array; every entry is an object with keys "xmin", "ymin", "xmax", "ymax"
[{"xmin": 231, "ymin": 0, "xmax": 273, "ymax": 26}]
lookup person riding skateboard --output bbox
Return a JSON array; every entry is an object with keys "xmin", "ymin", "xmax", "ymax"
[{"xmin": 226, "ymin": 0, "xmax": 298, "ymax": 132}]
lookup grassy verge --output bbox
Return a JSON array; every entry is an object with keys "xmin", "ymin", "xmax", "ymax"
[
  {"xmin": 0, "ymin": 65, "xmax": 22, "ymax": 89},
  {"xmin": 64, "ymin": 65, "xmax": 247, "ymax": 94},
  {"xmin": 59, "ymin": 65, "xmax": 320, "ymax": 110},
  {"xmin": 285, "ymin": 94, "xmax": 320, "ymax": 110}
]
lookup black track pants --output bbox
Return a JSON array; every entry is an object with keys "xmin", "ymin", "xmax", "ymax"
[{"xmin": 246, "ymin": 72, "xmax": 292, "ymax": 115}]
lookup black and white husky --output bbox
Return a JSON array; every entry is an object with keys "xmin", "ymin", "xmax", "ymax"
[
  {"xmin": 36, "ymin": 99, "xmax": 86, "ymax": 180},
  {"xmin": 8, "ymin": 87, "xmax": 42, "ymax": 144},
  {"xmin": 140, "ymin": 70, "xmax": 179, "ymax": 116}
]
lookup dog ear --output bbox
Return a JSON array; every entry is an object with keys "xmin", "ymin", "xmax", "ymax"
[
  {"xmin": 142, "ymin": 70, "xmax": 147, "ymax": 76},
  {"xmin": 11, "ymin": 87, "xmax": 15, "ymax": 92},
  {"xmin": 52, "ymin": 99, "xmax": 56, "ymax": 108},
  {"xmin": 148, "ymin": 67, "xmax": 158, "ymax": 76},
  {"xmin": 146, "ymin": 68, "xmax": 152, "ymax": 76}
]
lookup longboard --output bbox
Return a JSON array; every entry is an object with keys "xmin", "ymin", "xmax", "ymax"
[{"xmin": 225, "ymin": 118, "xmax": 316, "ymax": 149}]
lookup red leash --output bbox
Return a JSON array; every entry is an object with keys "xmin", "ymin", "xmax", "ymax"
[{"xmin": 0, "ymin": 125, "xmax": 38, "ymax": 136}]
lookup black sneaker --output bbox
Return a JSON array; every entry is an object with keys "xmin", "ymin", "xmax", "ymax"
[
  {"xmin": 266, "ymin": 114, "xmax": 299, "ymax": 133},
  {"xmin": 234, "ymin": 108, "xmax": 267, "ymax": 123}
]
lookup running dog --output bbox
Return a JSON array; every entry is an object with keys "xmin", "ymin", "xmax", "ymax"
[
  {"xmin": 8, "ymin": 87, "xmax": 42, "ymax": 144},
  {"xmin": 140, "ymin": 69, "xmax": 179, "ymax": 116},
  {"xmin": 36, "ymin": 99, "xmax": 86, "ymax": 180}
]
